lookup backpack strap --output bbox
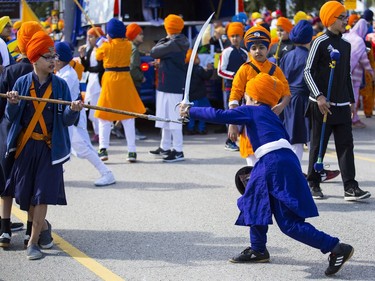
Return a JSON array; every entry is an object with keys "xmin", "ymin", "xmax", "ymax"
[
  {"xmin": 268, "ymin": 63, "xmax": 276, "ymax": 76},
  {"xmin": 248, "ymin": 61, "xmax": 276, "ymax": 76},
  {"xmin": 247, "ymin": 61, "xmax": 261, "ymax": 74}
]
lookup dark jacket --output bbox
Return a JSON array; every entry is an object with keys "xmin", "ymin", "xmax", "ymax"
[
  {"xmin": 188, "ymin": 64, "xmax": 213, "ymax": 101},
  {"xmin": 150, "ymin": 34, "xmax": 189, "ymax": 94},
  {"xmin": 80, "ymin": 47, "xmax": 104, "ymax": 86}
]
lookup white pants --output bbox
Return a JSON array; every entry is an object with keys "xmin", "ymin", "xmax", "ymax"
[
  {"xmin": 98, "ymin": 118, "xmax": 136, "ymax": 152},
  {"xmin": 69, "ymin": 115, "xmax": 110, "ymax": 176},
  {"xmin": 155, "ymin": 90, "xmax": 183, "ymax": 152}
]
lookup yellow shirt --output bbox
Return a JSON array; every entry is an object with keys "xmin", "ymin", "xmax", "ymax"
[
  {"xmin": 229, "ymin": 58, "xmax": 290, "ymax": 158},
  {"xmin": 94, "ymin": 38, "xmax": 145, "ymax": 121}
]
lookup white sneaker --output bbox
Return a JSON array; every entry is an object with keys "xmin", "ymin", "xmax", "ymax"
[{"xmin": 94, "ymin": 171, "xmax": 116, "ymax": 186}]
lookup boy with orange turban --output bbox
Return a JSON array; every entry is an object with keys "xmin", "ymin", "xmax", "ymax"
[
  {"xmin": 94, "ymin": 18, "xmax": 146, "ymax": 163},
  {"xmin": 228, "ymin": 25, "xmax": 290, "ymax": 166},
  {"xmin": 217, "ymin": 21, "xmax": 248, "ymax": 151},
  {"xmin": 267, "ymin": 17, "xmax": 294, "ymax": 65},
  {"xmin": 0, "ymin": 30, "xmax": 83, "ymax": 260},
  {"xmin": 179, "ymin": 73, "xmax": 353, "ymax": 276},
  {"xmin": 304, "ymin": 1, "xmax": 371, "ymax": 201},
  {"xmin": 149, "ymin": 14, "xmax": 189, "ymax": 162},
  {"xmin": 78, "ymin": 26, "xmax": 105, "ymax": 144}
]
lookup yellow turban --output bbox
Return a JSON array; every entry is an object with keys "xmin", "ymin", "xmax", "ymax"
[
  {"xmin": 227, "ymin": 22, "xmax": 244, "ymax": 38},
  {"xmin": 26, "ymin": 31, "xmax": 54, "ymax": 63},
  {"xmin": 13, "ymin": 21, "xmax": 22, "ymax": 31},
  {"xmin": 319, "ymin": 1, "xmax": 346, "ymax": 27},
  {"xmin": 276, "ymin": 17, "xmax": 293, "ymax": 33},
  {"xmin": 164, "ymin": 14, "xmax": 184, "ymax": 35},
  {"xmin": 251, "ymin": 12, "xmax": 262, "ymax": 21},
  {"xmin": 294, "ymin": 11, "xmax": 307, "ymax": 25},
  {"xmin": 0, "ymin": 16, "xmax": 12, "ymax": 34},
  {"xmin": 51, "ymin": 10, "xmax": 59, "ymax": 16},
  {"xmin": 246, "ymin": 73, "xmax": 284, "ymax": 107},
  {"xmin": 17, "ymin": 21, "xmax": 43, "ymax": 54}
]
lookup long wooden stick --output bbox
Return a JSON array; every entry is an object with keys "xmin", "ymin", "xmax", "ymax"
[
  {"xmin": 72, "ymin": 0, "xmax": 102, "ymax": 38},
  {"xmin": 0, "ymin": 93, "xmax": 181, "ymax": 124}
]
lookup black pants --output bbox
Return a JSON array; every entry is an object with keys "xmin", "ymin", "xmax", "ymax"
[{"xmin": 307, "ymin": 105, "xmax": 357, "ymax": 189}]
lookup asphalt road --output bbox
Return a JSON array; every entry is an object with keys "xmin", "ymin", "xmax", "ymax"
[{"xmin": 1, "ymin": 113, "xmax": 375, "ymax": 281}]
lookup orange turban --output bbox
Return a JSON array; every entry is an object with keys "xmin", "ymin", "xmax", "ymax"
[
  {"xmin": 227, "ymin": 22, "xmax": 244, "ymax": 38},
  {"xmin": 244, "ymin": 25, "xmax": 271, "ymax": 50},
  {"xmin": 126, "ymin": 23, "xmax": 142, "ymax": 40},
  {"xmin": 319, "ymin": 1, "xmax": 346, "ymax": 27},
  {"xmin": 17, "ymin": 21, "xmax": 43, "ymax": 54},
  {"xmin": 348, "ymin": 14, "xmax": 360, "ymax": 27},
  {"xmin": 26, "ymin": 31, "xmax": 54, "ymax": 63},
  {"xmin": 246, "ymin": 73, "xmax": 283, "ymax": 107},
  {"xmin": 276, "ymin": 17, "xmax": 293, "ymax": 33},
  {"xmin": 13, "ymin": 20, "xmax": 22, "ymax": 30},
  {"xmin": 87, "ymin": 26, "xmax": 104, "ymax": 37},
  {"xmin": 164, "ymin": 14, "xmax": 184, "ymax": 35},
  {"xmin": 184, "ymin": 49, "xmax": 198, "ymax": 64}
]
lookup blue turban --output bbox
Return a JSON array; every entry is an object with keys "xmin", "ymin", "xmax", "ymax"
[
  {"xmin": 107, "ymin": 18, "xmax": 125, "ymax": 39},
  {"xmin": 363, "ymin": 9, "xmax": 374, "ymax": 22},
  {"xmin": 55, "ymin": 41, "xmax": 72, "ymax": 62},
  {"xmin": 232, "ymin": 12, "xmax": 248, "ymax": 25},
  {"xmin": 289, "ymin": 20, "xmax": 313, "ymax": 44}
]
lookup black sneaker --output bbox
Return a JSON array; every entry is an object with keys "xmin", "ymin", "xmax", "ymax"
[
  {"xmin": 149, "ymin": 147, "xmax": 171, "ymax": 157},
  {"xmin": 310, "ymin": 186, "xmax": 324, "ymax": 199},
  {"xmin": 163, "ymin": 150, "xmax": 185, "ymax": 163},
  {"xmin": 229, "ymin": 247, "xmax": 270, "ymax": 263},
  {"xmin": 344, "ymin": 186, "xmax": 371, "ymax": 201},
  {"xmin": 320, "ymin": 169, "xmax": 340, "ymax": 182},
  {"xmin": 98, "ymin": 148, "xmax": 108, "ymax": 161},
  {"xmin": 0, "ymin": 232, "xmax": 11, "ymax": 248},
  {"xmin": 11, "ymin": 222, "xmax": 24, "ymax": 232},
  {"xmin": 127, "ymin": 152, "xmax": 137, "ymax": 163},
  {"xmin": 325, "ymin": 243, "xmax": 354, "ymax": 276}
]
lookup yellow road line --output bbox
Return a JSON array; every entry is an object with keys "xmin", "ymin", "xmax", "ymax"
[
  {"xmin": 11, "ymin": 206, "xmax": 124, "ymax": 281},
  {"xmin": 326, "ymin": 151, "xmax": 375, "ymax": 163}
]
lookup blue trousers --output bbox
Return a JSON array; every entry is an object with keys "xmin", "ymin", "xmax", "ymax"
[{"xmin": 250, "ymin": 195, "xmax": 339, "ymax": 254}]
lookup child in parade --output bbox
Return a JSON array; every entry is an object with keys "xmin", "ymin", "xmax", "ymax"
[
  {"xmin": 228, "ymin": 25, "xmax": 291, "ymax": 166},
  {"xmin": 55, "ymin": 42, "xmax": 116, "ymax": 187},
  {"xmin": 78, "ymin": 26, "xmax": 105, "ymax": 144},
  {"xmin": 149, "ymin": 14, "xmax": 189, "ymax": 162},
  {"xmin": 1, "ymin": 31, "xmax": 83, "ymax": 260},
  {"xmin": 94, "ymin": 18, "xmax": 146, "ymax": 163},
  {"xmin": 217, "ymin": 22, "xmax": 248, "ymax": 151},
  {"xmin": 304, "ymin": 1, "xmax": 371, "ymax": 200},
  {"xmin": 184, "ymin": 49, "xmax": 213, "ymax": 135},
  {"xmin": 179, "ymin": 73, "xmax": 354, "ymax": 277}
]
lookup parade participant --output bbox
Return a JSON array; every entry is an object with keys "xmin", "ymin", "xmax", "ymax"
[
  {"xmin": 149, "ymin": 14, "xmax": 189, "ymax": 162},
  {"xmin": 267, "ymin": 17, "xmax": 294, "ymax": 65},
  {"xmin": 126, "ymin": 22, "xmax": 147, "ymax": 141},
  {"xmin": 55, "ymin": 42, "xmax": 116, "ymax": 186},
  {"xmin": 228, "ymin": 25, "xmax": 290, "ymax": 166},
  {"xmin": 79, "ymin": 26, "xmax": 105, "ymax": 144},
  {"xmin": 0, "ymin": 31, "xmax": 82, "ymax": 260},
  {"xmin": 179, "ymin": 73, "xmax": 354, "ymax": 277},
  {"xmin": 95, "ymin": 18, "xmax": 146, "ymax": 163},
  {"xmin": 184, "ymin": 49, "xmax": 213, "ymax": 135},
  {"xmin": 217, "ymin": 22, "xmax": 248, "ymax": 151},
  {"xmin": 0, "ymin": 21, "xmax": 44, "ymax": 248},
  {"xmin": 0, "ymin": 16, "xmax": 14, "ymax": 73},
  {"xmin": 304, "ymin": 1, "xmax": 371, "ymax": 200},
  {"xmin": 343, "ymin": 19, "xmax": 375, "ymax": 128},
  {"xmin": 279, "ymin": 20, "xmax": 340, "ymax": 183},
  {"xmin": 293, "ymin": 11, "xmax": 308, "ymax": 25}
]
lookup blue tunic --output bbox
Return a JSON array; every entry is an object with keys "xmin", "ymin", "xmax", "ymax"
[
  {"xmin": 189, "ymin": 105, "xmax": 319, "ymax": 226},
  {"xmin": 279, "ymin": 46, "xmax": 310, "ymax": 144}
]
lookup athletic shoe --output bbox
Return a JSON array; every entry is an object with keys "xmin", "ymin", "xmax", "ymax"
[
  {"xmin": 149, "ymin": 147, "xmax": 171, "ymax": 157},
  {"xmin": 0, "ymin": 232, "xmax": 11, "ymax": 248},
  {"xmin": 11, "ymin": 222, "xmax": 24, "ymax": 232},
  {"xmin": 98, "ymin": 148, "xmax": 108, "ymax": 161},
  {"xmin": 94, "ymin": 171, "xmax": 116, "ymax": 186},
  {"xmin": 352, "ymin": 120, "xmax": 366, "ymax": 128},
  {"xmin": 225, "ymin": 139, "xmax": 239, "ymax": 151},
  {"xmin": 38, "ymin": 220, "xmax": 53, "ymax": 249},
  {"xmin": 127, "ymin": 152, "xmax": 137, "ymax": 163},
  {"xmin": 229, "ymin": 247, "xmax": 270, "ymax": 263},
  {"xmin": 163, "ymin": 150, "xmax": 185, "ymax": 163},
  {"xmin": 311, "ymin": 186, "xmax": 324, "ymax": 199},
  {"xmin": 320, "ymin": 169, "xmax": 340, "ymax": 182},
  {"xmin": 325, "ymin": 243, "xmax": 354, "ymax": 276},
  {"xmin": 344, "ymin": 186, "xmax": 371, "ymax": 201},
  {"xmin": 27, "ymin": 244, "xmax": 43, "ymax": 260},
  {"xmin": 135, "ymin": 129, "xmax": 147, "ymax": 140}
]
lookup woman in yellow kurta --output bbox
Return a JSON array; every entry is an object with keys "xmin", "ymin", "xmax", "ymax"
[
  {"xmin": 228, "ymin": 26, "xmax": 291, "ymax": 165},
  {"xmin": 95, "ymin": 18, "xmax": 145, "ymax": 163}
]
